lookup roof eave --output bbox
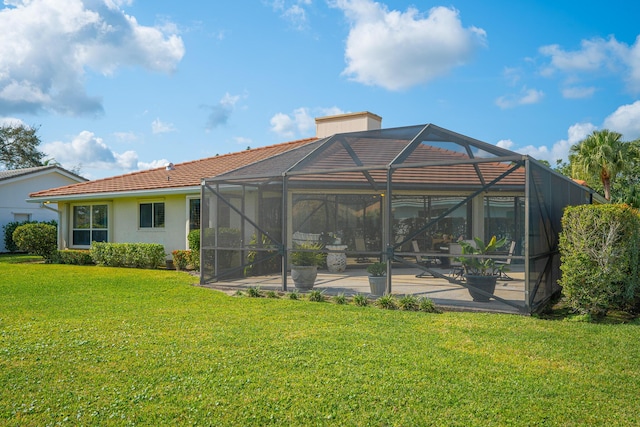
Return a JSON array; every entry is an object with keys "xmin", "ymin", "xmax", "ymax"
[{"xmin": 27, "ymin": 185, "xmax": 201, "ymax": 203}]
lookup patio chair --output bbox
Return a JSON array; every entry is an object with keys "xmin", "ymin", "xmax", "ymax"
[
  {"xmin": 412, "ymin": 240, "xmax": 435, "ymax": 277},
  {"xmin": 448, "ymin": 241, "xmax": 465, "ymax": 280},
  {"xmin": 495, "ymin": 240, "xmax": 516, "ymax": 280},
  {"xmin": 354, "ymin": 237, "xmax": 370, "ymax": 263}
]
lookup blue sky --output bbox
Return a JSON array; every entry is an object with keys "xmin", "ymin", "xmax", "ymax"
[{"xmin": 1, "ymin": 0, "xmax": 640, "ymax": 179}]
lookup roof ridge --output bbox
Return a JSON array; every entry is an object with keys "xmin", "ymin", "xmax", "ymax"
[
  {"xmin": 176, "ymin": 137, "xmax": 318, "ymax": 168},
  {"xmin": 51, "ymin": 137, "xmax": 319, "ymax": 189}
]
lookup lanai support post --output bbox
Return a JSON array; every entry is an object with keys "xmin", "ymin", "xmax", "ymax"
[
  {"xmin": 384, "ymin": 168, "xmax": 393, "ymax": 295},
  {"xmin": 524, "ymin": 157, "xmax": 531, "ymax": 313},
  {"xmin": 281, "ymin": 175, "xmax": 288, "ymax": 292}
]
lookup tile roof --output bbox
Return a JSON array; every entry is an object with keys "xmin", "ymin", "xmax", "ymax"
[
  {"xmin": 29, "ymin": 138, "xmax": 317, "ymax": 199},
  {"xmin": 0, "ymin": 165, "xmax": 85, "ymax": 182}
]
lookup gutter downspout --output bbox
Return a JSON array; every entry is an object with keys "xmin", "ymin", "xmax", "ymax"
[{"xmin": 40, "ymin": 202, "xmax": 60, "ymax": 214}]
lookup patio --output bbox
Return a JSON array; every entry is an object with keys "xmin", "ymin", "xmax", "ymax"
[{"xmin": 202, "ymin": 262, "xmax": 526, "ymax": 314}]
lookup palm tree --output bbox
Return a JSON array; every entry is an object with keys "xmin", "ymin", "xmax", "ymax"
[{"xmin": 570, "ymin": 129, "xmax": 627, "ymax": 201}]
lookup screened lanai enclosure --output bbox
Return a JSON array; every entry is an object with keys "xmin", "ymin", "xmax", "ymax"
[{"xmin": 200, "ymin": 124, "xmax": 599, "ymax": 314}]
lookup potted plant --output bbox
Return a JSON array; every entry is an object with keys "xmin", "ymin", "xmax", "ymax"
[
  {"xmin": 290, "ymin": 242, "xmax": 324, "ymax": 290},
  {"xmin": 366, "ymin": 261, "xmax": 387, "ymax": 296},
  {"xmin": 458, "ymin": 236, "xmax": 507, "ymax": 302}
]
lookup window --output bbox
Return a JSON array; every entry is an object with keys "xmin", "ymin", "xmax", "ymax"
[
  {"xmin": 72, "ymin": 204, "xmax": 108, "ymax": 246},
  {"xmin": 140, "ymin": 202, "xmax": 165, "ymax": 228},
  {"xmin": 13, "ymin": 213, "xmax": 31, "ymax": 222},
  {"xmin": 189, "ymin": 198, "xmax": 200, "ymax": 231}
]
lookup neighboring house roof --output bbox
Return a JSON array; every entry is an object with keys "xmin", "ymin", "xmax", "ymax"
[
  {"xmin": 29, "ymin": 138, "xmax": 317, "ymax": 201},
  {"xmin": 0, "ymin": 165, "xmax": 86, "ymax": 184}
]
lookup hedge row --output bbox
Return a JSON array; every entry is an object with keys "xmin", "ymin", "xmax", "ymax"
[
  {"xmin": 559, "ymin": 204, "xmax": 640, "ymax": 315},
  {"xmin": 90, "ymin": 242, "xmax": 165, "ymax": 269},
  {"xmin": 54, "ymin": 249, "xmax": 94, "ymax": 265}
]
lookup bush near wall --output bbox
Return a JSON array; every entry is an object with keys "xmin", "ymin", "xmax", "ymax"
[
  {"xmin": 187, "ymin": 229, "xmax": 200, "ymax": 270},
  {"xmin": 3, "ymin": 220, "xmax": 56, "ymax": 253},
  {"xmin": 172, "ymin": 250, "xmax": 191, "ymax": 270},
  {"xmin": 559, "ymin": 204, "xmax": 640, "ymax": 315},
  {"xmin": 54, "ymin": 249, "xmax": 94, "ymax": 265},
  {"xmin": 12, "ymin": 223, "xmax": 57, "ymax": 262},
  {"xmin": 90, "ymin": 242, "xmax": 165, "ymax": 269}
]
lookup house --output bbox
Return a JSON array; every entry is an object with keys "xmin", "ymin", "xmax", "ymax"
[
  {"xmin": 27, "ymin": 112, "xmax": 384, "ymax": 256},
  {"xmin": 28, "ymin": 136, "xmax": 320, "ymax": 255},
  {"xmin": 28, "ymin": 112, "xmax": 602, "ymax": 313},
  {"xmin": 1, "ymin": 165, "xmax": 86, "ymax": 252}
]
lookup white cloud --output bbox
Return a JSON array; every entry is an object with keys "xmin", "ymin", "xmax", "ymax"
[
  {"xmin": 113, "ymin": 131, "xmax": 138, "ymax": 142},
  {"xmin": 499, "ymin": 122, "xmax": 596, "ymax": 165},
  {"xmin": 0, "ymin": 116, "xmax": 25, "ymax": 127},
  {"xmin": 42, "ymin": 130, "xmax": 140, "ymax": 171},
  {"xmin": 503, "ymin": 67, "xmax": 522, "ymax": 86},
  {"xmin": 496, "ymin": 139, "xmax": 514, "ymax": 150},
  {"xmin": 603, "ymin": 100, "xmax": 640, "ymax": 140},
  {"xmin": 151, "ymin": 118, "xmax": 177, "ymax": 134},
  {"xmin": 204, "ymin": 92, "xmax": 243, "ymax": 130},
  {"xmin": 539, "ymin": 35, "xmax": 640, "ymax": 94},
  {"xmin": 0, "ymin": 0, "xmax": 185, "ymax": 115},
  {"xmin": 330, "ymin": 1, "xmax": 486, "ymax": 90},
  {"xmin": 497, "ymin": 101, "xmax": 640, "ymax": 166},
  {"xmin": 137, "ymin": 158, "xmax": 170, "ymax": 170},
  {"xmin": 561, "ymin": 86, "xmax": 596, "ymax": 99},
  {"xmin": 269, "ymin": 0, "xmax": 312, "ymax": 30},
  {"xmin": 539, "ymin": 39, "xmax": 616, "ymax": 75},
  {"xmin": 270, "ymin": 106, "xmax": 329, "ymax": 138},
  {"xmin": 495, "ymin": 87, "xmax": 544, "ymax": 109}
]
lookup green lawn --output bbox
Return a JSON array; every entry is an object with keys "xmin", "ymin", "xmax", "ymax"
[{"xmin": 1, "ymin": 256, "xmax": 639, "ymax": 426}]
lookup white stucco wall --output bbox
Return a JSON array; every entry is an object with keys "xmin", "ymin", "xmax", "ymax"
[
  {"xmin": 0, "ymin": 172, "xmax": 82, "ymax": 252},
  {"xmin": 58, "ymin": 193, "xmax": 198, "ymax": 259}
]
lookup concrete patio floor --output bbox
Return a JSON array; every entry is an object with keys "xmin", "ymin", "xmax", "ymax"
[{"xmin": 201, "ymin": 264, "xmax": 527, "ymax": 314}]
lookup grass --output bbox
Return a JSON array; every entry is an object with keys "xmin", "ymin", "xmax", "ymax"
[{"xmin": 1, "ymin": 256, "xmax": 640, "ymax": 425}]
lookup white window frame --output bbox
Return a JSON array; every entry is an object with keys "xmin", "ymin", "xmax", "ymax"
[
  {"xmin": 70, "ymin": 203, "xmax": 110, "ymax": 248},
  {"xmin": 139, "ymin": 200, "xmax": 166, "ymax": 230}
]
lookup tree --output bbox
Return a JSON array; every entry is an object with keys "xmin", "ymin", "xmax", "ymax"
[
  {"xmin": 0, "ymin": 124, "xmax": 45, "ymax": 170},
  {"xmin": 569, "ymin": 129, "xmax": 627, "ymax": 201}
]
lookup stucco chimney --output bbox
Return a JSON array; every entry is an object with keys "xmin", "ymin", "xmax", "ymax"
[{"xmin": 315, "ymin": 111, "xmax": 382, "ymax": 138}]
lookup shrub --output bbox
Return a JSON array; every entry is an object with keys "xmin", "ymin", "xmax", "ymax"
[
  {"xmin": 288, "ymin": 291, "xmax": 300, "ymax": 300},
  {"xmin": 55, "ymin": 249, "xmax": 94, "ymax": 265},
  {"xmin": 12, "ymin": 223, "xmax": 57, "ymax": 262},
  {"xmin": 90, "ymin": 242, "xmax": 165, "ymax": 269},
  {"xmin": 172, "ymin": 250, "xmax": 191, "ymax": 270},
  {"xmin": 265, "ymin": 290, "xmax": 278, "ymax": 298},
  {"xmin": 188, "ymin": 229, "xmax": 200, "ymax": 251},
  {"xmin": 187, "ymin": 229, "xmax": 200, "ymax": 270},
  {"xmin": 418, "ymin": 297, "xmax": 442, "ymax": 313},
  {"xmin": 333, "ymin": 293, "xmax": 347, "ymax": 305},
  {"xmin": 398, "ymin": 294, "xmax": 419, "ymax": 311},
  {"xmin": 290, "ymin": 242, "xmax": 324, "ymax": 266},
  {"xmin": 308, "ymin": 289, "xmax": 325, "ymax": 302},
  {"xmin": 353, "ymin": 293, "xmax": 368, "ymax": 307},
  {"xmin": 559, "ymin": 204, "xmax": 640, "ymax": 315},
  {"xmin": 375, "ymin": 294, "xmax": 397, "ymax": 310},
  {"xmin": 245, "ymin": 234, "xmax": 280, "ymax": 276},
  {"xmin": 246, "ymin": 286, "xmax": 262, "ymax": 298},
  {"xmin": 4, "ymin": 220, "xmax": 56, "ymax": 253},
  {"xmin": 366, "ymin": 262, "xmax": 386, "ymax": 277}
]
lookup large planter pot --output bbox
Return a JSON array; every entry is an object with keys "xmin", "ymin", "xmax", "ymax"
[
  {"xmin": 368, "ymin": 276, "xmax": 386, "ymax": 296},
  {"xmin": 465, "ymin": 274, "xmax": 498, "ymax": 302},
  {"xmin": 291, "ymin": 265, "xmax": 318, "ymax": 290},
  {"xmin": 326, "ymin": 244, "xmax": 348, "ymax": 273}
]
